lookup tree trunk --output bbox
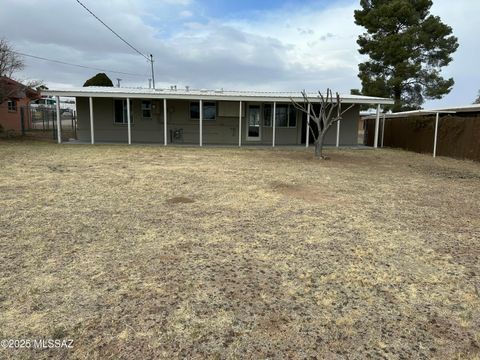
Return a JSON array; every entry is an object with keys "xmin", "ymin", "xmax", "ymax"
[
  {"xmin": 393, "ymin": 86, "xmax": 402, "ymax": 112},
  {"xmin": 314, "ymin": 132, "xmax": 327, "ymax": 159}
]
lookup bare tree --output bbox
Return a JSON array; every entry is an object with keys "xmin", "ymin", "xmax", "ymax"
[
  {"xmin": 0, "ymin": 38, "xmax": 24, "ymax": 78},
  {"xmin": 291, "ymin": 89, "xmax": 354, "ymax": 159}
]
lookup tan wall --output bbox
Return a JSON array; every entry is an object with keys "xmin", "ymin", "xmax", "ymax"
[{"xmin": 76, "ymin": 97, "xmax": 359, "ymax": 146}]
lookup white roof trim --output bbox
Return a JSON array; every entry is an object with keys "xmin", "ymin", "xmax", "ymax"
[
  {"xmin": 361, "ymin": 103, "xmax": 480, "ymax": 120},
  {"xmin": 42, "ymin": 86, "xmax": 395, "ymax": 105},
  {"xmin": 362, "ymin": 109, "xmax": 457, "ymax": 120}
]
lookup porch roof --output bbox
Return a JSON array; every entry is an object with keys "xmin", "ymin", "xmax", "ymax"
[{"xmin": 42, "ymin": 86, "xmax": 394, "ymax": 105}]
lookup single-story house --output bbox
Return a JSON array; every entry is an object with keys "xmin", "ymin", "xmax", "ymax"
[
  {"xmin": 0, "ymin": 76, "xmax": 40, "ymax": 135},
  {"xmin": 42, "ymin": 86, "xmax": 393, "ymax": 147}
]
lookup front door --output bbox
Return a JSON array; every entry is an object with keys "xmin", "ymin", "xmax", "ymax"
[{"xmin": 246, "ymin": 105, "xmax": 261, "ymax": 141}]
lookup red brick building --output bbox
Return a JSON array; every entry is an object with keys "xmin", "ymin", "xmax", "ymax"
[{"xmin": 0, "ymin": 76, "xmax": 40, "ymax": 135}]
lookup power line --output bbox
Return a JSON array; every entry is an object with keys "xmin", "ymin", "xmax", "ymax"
[
  {"xmin": 75, "ymin": 0, "xmax": 150, "ymax": 62},
  {"xmin": 13, "ymin": 51, "xmax": 147, "ymax": 78}
]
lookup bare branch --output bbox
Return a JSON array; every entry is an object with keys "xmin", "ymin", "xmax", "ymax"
[
  {"xmin": 0, "ymin": 38, "xmax": 24, "ymax": 78},
  {"xmin": 290, "ymin": 87, "xmax": 355, "ymax": 158}
]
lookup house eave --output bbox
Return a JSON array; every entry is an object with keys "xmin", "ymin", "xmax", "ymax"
[{"xmin": 42, "ymin": 88, "xmax": 395, "ymax": 105}]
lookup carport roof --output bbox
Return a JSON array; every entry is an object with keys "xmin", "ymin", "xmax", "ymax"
[{"xmin": 42, "ymin": 86, "xmax": 395, "ymax": 105}]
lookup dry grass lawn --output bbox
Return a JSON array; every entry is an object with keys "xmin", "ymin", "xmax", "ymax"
[{"xmin": 1, "ymin": 140, "xmax": 479, "ymax": 359}]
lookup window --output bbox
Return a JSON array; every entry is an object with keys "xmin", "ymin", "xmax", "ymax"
[
  {"xmin": 190, "ymin": 102, "xmax": 199, "ymax": 120},
  {"xmin": 141, "ymin": 100, "xmax": 152, "ymax": 119},
  {"xmin": 114, "ymin": 99, "xmax": 133, "ymax": 124},
  {"xmin": 288, "ymin": 105, "xmax": 297, "ymax": 127},
  {"xmin": 263, "ymin": 104, "xmax": 297, "ymax": 128},
  {"xmin": 190, "ymin": 101, "xmax": 216, "ymax": 120},
  {"xmin": 7, "ymin": 100, "xmax": 17, "ymax": 112},
  {"xmin": 264, "ymin": 104, "xmax": 272, "ymax": 127},
  {"xmin": 276, "ymin": 105, "xmax": 289, "ymax": 127}
]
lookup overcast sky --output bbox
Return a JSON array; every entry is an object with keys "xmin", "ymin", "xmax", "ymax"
[{"xmin": 1, "ymin": 0, "xmax": 477, "ymax": 107}]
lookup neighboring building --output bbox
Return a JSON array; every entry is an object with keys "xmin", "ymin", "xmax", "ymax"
[
  {"xmin": 42, "ymin": 87, "xmax": 393, "ymax": 146},
  {"xmin": 362, "ymin": 104, "xmax": 480, "ymax": 161},
  {"xmin": 0, "ymin": 76, "xmax": 40, "ymax": 134}
]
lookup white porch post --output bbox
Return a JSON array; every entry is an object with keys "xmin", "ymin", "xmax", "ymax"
[
  {"xmin": 272, "ymin": 102, "xmax": 276, "ymax": 147},
  {"xmin": 126, "ymin": 98, "xmax": 131, "ymax": 145},
  {"xmin": 336, "ymin": 120, "xmax": 341, "ymax": 147},
  {"xmin": 89, "ymin": 97, "xmax": 94, "ymax": 144},
  {"xmin": 199, "ymin": 99, "xmax": 203, "ymax": 147},
  {"xmin": 374, "ymin": 104, "xmax": 380, "ymax": 148},
  {"xmin": 238, "ymin": 101, "xmax": 242, "ymax": 147},
  {"xmin": 306, "ymin": 103, "xmax": 310, "ymax": 148},
  {"xmin": 163, "ymin": 98, "xmax": 167, "ymax": 146},
  {"xmin": 55, "ymin": 96, "xmax": 61, "ymax": 143},
  {"xmin": 381, "ymin": 113, "xmax": 386, "ymax": 148},
  {"xmin": 433, "ymin": 112, "xmax": 439, "ymax": 158}
]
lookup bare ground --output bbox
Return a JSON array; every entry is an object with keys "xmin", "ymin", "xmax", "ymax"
[{"xmin": 0, "ymin": 140, "xmax": 479, "ymax": 359}]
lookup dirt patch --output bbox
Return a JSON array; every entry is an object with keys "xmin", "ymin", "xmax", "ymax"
[
  {"xmin": 271, "ymin": 181, "xmax": 344, "ymax": 204},
  {"xmin": 409, "ymin": 164, "xmax": 480, "ymax": 179},
  {"xmin": 166, "ymin": 196, "xmax": 195, "ymax": 204}
]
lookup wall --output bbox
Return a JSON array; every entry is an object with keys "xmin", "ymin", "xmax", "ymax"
[
  {"xmin": 0, "ymin": 98, "xmax": 30, "ymax": 134},
  {"xmin": 365, "ymin": 114, "xmax": 480, "ymax": 161},
  {"xmin": 76, "ymin": 97, "xmax": 360, "ymax": 146}
]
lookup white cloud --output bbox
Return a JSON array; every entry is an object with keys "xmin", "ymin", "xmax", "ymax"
[
  {"xmin": 0, "ymin": 0, "xmax": 477, "ymax": 107},
  {"xmin": 179, "ymin": 10, "xmax": 193, "ymax": 18}
]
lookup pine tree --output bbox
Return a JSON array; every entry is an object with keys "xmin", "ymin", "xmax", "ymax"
[
  {"xmin": 474, "ymin": 90, "xmax": 480, "ymax": 105},
  {"xmin": 354, "ymin": 0, "xmax": 458, "ymax": 112},
  {"xmin": 83, "ymin": 73, "xmax": 114, "ymax": 87}
]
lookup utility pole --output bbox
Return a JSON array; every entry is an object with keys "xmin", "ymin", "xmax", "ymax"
[
  {"xmin": 116, "ymin": 78, "xmax": 122, "ymax": 87},
  {"xmin": 150, "ymin": 54, "xmax": 155, "ymax": 89}
]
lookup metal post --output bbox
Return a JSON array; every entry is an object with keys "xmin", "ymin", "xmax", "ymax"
[
  {"xmin": 433, "ymin": 112, "xmax": 439, "ymax": 158},
  {"xmin": 127, "ymin": 98, "xmax": 131, "ymax": 145},
  {"xmin": 150, "ymin": 54, "xmax": 155, "ymax": 89},
  {"xmin": 163, "ymin": 98, "xmax": 167, "ymax": 146},
  {"xmin": 272, "ymin": 102, "xmax": 276, "ymax": 147},
  {"xmin": 73, "ymin": 110, "xmax": 77, "ymax": 139},
  {"xmin": 55, "ymin": 96, "xmax": 61, "ymax": 143},
  {"xmin": 381, "ymin": 113, "xmax": 386, "ymax": 148},
  {"xmin": 238, "ymin": 101, "xmax": 242, "ymax": 147},
  {"xmin": 336, "ymin": 120, "xmax": 340, "ymax": 147},
  {"xmin": 374, "ymin": 104, "xmax": 380, "ymax": 148},
  {"xmin": 306, "ymin": 103, "xmax": 310, "ymax": 148},
  {"xmin": 199, "ymin": 100, "xmax": 203, "ymax": 147},
  {"xmin": 89, "ymin": 97, "xmax": 94, "ymax": 144}
]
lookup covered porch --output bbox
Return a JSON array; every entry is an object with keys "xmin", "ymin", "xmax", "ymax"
[{"xmin": 43, "ymin": 87, "xmax": 394, "ymax": 148}]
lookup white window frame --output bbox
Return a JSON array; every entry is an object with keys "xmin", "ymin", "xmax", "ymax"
[
  {"xmin": 246, "ymin": 104, "xmax": 262, "ymax": 141},
  {"xmin": 7, "ymin": 100, "xmax": 17, "ymax": 112}
]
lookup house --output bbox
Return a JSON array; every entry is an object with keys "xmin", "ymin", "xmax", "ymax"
[
  {"xmin": 362, "ymin": 104, "xmax": 480, "ymax": 161},
  {"xmin": 41, "ymin": 86, "xmax": 393, "ymax": 147},
  {"xmin": 0, "ymin": 76, "xmax": 40, "ymax": 135}
]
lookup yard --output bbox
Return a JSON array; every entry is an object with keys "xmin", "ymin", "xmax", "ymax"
[{"xmin": 0, "ymin": 140, "xmax": 479, "ymax": 359}]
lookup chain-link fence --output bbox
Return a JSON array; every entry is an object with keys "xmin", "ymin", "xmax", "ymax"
[{"xmin": 20, "ymin": 105, "xmax": 77, "ymax": 141}]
